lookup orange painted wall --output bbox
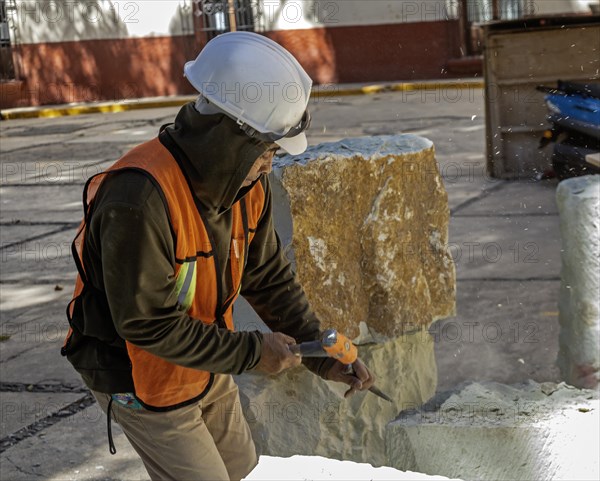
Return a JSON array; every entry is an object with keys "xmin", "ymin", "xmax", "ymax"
[
  {"xmin": 1, "ymin": 35, "xmax": 199, "ymax": 109},
  {"xmin": 267, "ymin": 21, "xmax": 461, "ymax": 84},
  {"xmin": 1, "ymin": 21, "xmax": 461, "ymax": 109}
]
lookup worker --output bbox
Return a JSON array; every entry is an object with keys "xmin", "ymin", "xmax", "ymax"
[{"xmin": 61, "ymin": 32, "xmax": 374, "ymax": 481}]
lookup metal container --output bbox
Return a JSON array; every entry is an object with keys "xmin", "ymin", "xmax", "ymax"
[{"xmin": 482, "ymin": 16, "xmax": 600, "ymax": 179}]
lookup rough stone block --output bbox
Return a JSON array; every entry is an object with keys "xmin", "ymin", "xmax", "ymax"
[
  {"xmin": 271, "ymin": 135, "xmax": 456, "ymax": 339},
  {"xmin": 556, "ymin": 175, "xmax": 600, "ymax": 388},
  {"xmin": 235, "ymin": 135, "xmax": 452, "ymax": 466},
  {"xmin": 236, "ymin": 332, "xmax": 437, "ymax": 467},
  {"xmin": 386, "ymin": 381, "xmax": 599, "ymax": 481}
]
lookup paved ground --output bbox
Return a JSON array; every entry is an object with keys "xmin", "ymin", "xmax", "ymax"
[{"xmin": 0, "ymin": 87, "xmax": 562, "ymax": 480}]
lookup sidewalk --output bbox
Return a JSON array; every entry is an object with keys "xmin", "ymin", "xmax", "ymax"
[
  {"xmin": 0, "ymin": 85, "xmax": 561, "ymax": 480},
  {"xmin": 0, "ymin": 79, "xmax": 484, "ymax": 120}
]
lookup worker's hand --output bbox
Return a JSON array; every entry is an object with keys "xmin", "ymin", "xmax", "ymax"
[
  {"xmin": 324, "ymin": 358, "xmax": 375, "ymax": 398},
  {"xmin": 255, "ymin": 332, "xmax": 302, "ymax": 374}
]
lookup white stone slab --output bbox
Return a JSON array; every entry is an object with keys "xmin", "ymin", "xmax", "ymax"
[
  {"xmin": 386, "ymin": 381, "xmax": 599, "ymax": 481},
  {"xmin": 244, "ymin": 455, "xmax": 463, "ymax": 481}
]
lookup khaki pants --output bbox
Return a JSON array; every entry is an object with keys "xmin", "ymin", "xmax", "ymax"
[{"xmin": 93, "ymin": 374, "xmax": 257, "ymax": 481}]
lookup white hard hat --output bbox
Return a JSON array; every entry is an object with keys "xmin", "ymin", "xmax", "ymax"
[{"xmin": 184, "ymin": 32, "xmax": 312, "ymax": 155}]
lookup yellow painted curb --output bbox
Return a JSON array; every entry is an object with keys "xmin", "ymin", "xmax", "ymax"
[
  {"xmin": 1, "ymin": 81, "xmax": 484, "ymax": 120},
  {"xmin": 312, "ymin": 81, "xmax": 485, "ymax": 98},
  {"xmin": 391, "ymin": 81, "xmax": 485, "ymax": 92},
  {"xmin": 0, "ymin": 98, "xmax": 193, "ymax": 120}
]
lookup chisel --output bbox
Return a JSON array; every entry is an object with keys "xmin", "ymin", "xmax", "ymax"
[{"xmin": 290, "ymin": 329, "xmax": 393, "ymax": 403}]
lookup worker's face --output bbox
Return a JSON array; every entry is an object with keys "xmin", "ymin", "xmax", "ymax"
[{"xmin": 242, "ymin": 146, "xmax": 277, "ymax": 187}]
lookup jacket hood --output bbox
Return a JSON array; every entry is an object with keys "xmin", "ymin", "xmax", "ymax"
[{"xmin": 163, "ymin": 103, "xmax": 270, "ymax": 213}]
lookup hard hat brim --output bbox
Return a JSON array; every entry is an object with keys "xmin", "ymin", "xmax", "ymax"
[{"xmin": 275, "ymin": 132, "xmax": 308, "ymax": 155}]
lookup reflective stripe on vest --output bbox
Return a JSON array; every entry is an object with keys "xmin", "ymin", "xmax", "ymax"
[
  {"xmin": 176, "ymin": 260, "xmax": 197, "ymax": 311},
  {"xmin": 63, "ymin": 137, "xmax": 265, "ymax": 410}
]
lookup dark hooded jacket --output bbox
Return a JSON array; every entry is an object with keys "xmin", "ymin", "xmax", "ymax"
[{"xmin": 65, "ymin": 103, "xmax": 333, "ymax": 394}]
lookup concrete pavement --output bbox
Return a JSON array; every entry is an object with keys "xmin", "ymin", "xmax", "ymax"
[{"xmin": 0, "ymin": 86, "xmax": 562, "ymax": 479}]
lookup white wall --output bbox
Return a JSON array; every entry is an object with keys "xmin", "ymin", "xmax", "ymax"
[
  {"xmin": 256, "ymin": 0, "xmax": 451, "ymax": 31},
  {"xmin": 13, "ymin": 0, "xmax": 194, "ymax": 44},
  {"xmin": 186, "ymin": 0, "xmax": 600, "ymax": 28},
  {"xmin": 10, "ymin": 0, "xmax": 599, "ymax": 44},
  {"xmin": 255, "ymin": 0, "xmax": 599, "ymax": 31},
  {"xmin": 534, "ymin": 0, "xmax": 598, "ymax": 15}
]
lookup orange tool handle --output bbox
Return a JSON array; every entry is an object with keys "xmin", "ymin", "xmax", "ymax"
[{"xmin": 322, "ymin": 332, "xmax": 358, "ymax": 365}]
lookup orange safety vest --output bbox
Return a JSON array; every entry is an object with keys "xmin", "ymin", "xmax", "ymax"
[{"xmin": 63, "ymin": 136, "xmax": 265, "ymax": 410}]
